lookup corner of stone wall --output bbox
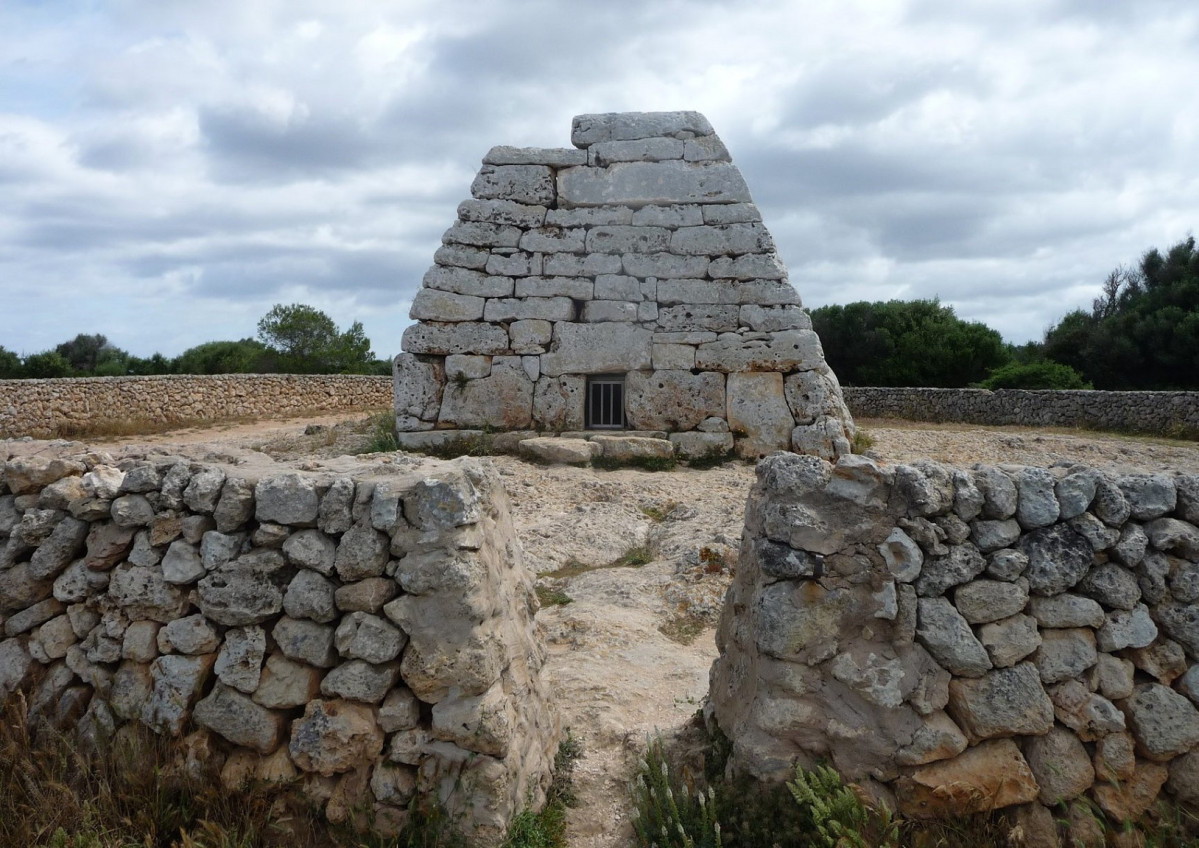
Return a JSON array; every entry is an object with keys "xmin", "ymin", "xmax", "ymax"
[
  {"xmin": 709, "ymin": 453, "xmax": 1199, "ymax": 833},
  {"xmin": 0, "ymin": 448, "xmax": 557, "ymax": 844}
]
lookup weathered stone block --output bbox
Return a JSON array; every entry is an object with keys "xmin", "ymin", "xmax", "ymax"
[
  {"xmin": 625, "ymin": 370, "xmax": 724, "ymax": 432},
  {"xmin": 483, "ymin": 296, "xmax": 575, "ymax": 323},
  {"xmin": 696, "ymin": 330, "xmax": 824, "ymax": 372},
  {"xmin": 558, "ymin": 160, "xmax": 751, "ymax": 208},
  {"xmin": 402, "ymin": 322, "xmax": 510, "ymax": 356},
  {"xmin": 727, "ymin": 372, "xmax": 793, "ymax": 458},
  {"xmin": 588, "ymin": 137, "xmax": 685, "ymax": 165},
  {"xmin": 438, "ymin": 356, "xmax": 534, "ymax": 429},
  {"xmin": 409, "ymin": 288, "xmax": 484, "ymax": 322},
  {"xmin": 541, "ymin": 323, "xmax": 652, "ymax": 376},
  {"xmin": 571, "ymin": 111, "xmax": 714, "ymax": 145},
  {"xmin": 532, "ymin": 375, "xmax": 585, "ymax": 431},
  {"xmin": 470, "ymin": 164, "xmax": 555, "ymax": 205},
  {"xmin": 456, "ymin": 197, "xmax": 548, "ymax": 227},
  {"xmin": 482, "ymin": 146, "xmax": 586, "ymax": 167}
]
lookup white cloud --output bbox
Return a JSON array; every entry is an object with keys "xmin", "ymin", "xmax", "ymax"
[{"xmin": 0, "ymin": 0, "xmax": 1197, "ymax": 360}]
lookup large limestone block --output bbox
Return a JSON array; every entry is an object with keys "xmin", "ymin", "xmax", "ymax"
[
  {"xmin": 409, "ymin": 288, "xmax": 484, "ymax": 322},
  {"xmin": 557, "ymin": 160, "xmax": 752, "ymax": 208},
  {"xmin": 423, "ymin": 265, "xmax": 513, "ymax": 297},
  {"xmin": 592, "ymin": 436, "xmax": 673, "ymax": 462},
  {"xmin": 670, "ymin": 223, "xmax": 774, "ymax": 256},
  {"xmin": 895, "ymin": 739, "xmax": 1039, "ymax": 818},
  {"xmin": 470, "ymin": 164, "xmax": 555, "ymax": 205},
  {"xmin": 784, "ymin": 370, "xmax": 849, "ymax": 426},
  {"xmin": 586, "ymin": 225, "xmax": 671, "ymax": 254},
  {"xmin": 438, "ymin": 356, "xmax": 534, "ymax": 430},
  {"xmin": 457, "ymin": 195, "xmax": 550, "ymax": 226},
  {"xmin": 402, "ymin": 322, "xmax": 510, "ymax": 356},
  {"xmin": 570, "ymin": 111, "xmax": 714, "ymax": 145},
  {"xmin": 621, "ymin": 252, "xmax": 710, "ymax": 279},
  {"xmin": 532, "ymin": 375, "xmax": 585, "ymax": 431},
  {"xmin": 657, "ymin": 304, "xmax": 740, "ymax": 333},
  {"xmin": 483, "ymin": 297, "xmax": 575, "ymax": 323},
  {"xmin": 625, "ymin": 370, "xmax": 724, "ymax": 431},
  {"xmin": 519, "ymin": 437, "xmax": 600, "ymax": 465},
  {"xmin": 727, "ymin": 372, "xmax": 793, "ymax": 459},
  {"xmin": 588, "ymin": 137, "xmax": 685, "ymax": 165},
  {"xmin": 710, "ymin": 253, "xmax": 787, "ymax": 280},
  {"xmin": 696, "ymin": 330, "xmax": 824, "ymax": 373},
  {"xmin": 541, "ymin": 323, "xmax": 652, "ymax": 376}
]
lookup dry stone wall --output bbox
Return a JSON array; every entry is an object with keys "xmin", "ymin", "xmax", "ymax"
[
  {"xmin": 845, "ymin": 387, "xmax": 1199, "ymax": 437},
  {"xmin": 395, "ymin": 111, "xmax": 854, "ymax": 460},
  {"xmin": 0, "ymin": 448, "xmax": 556, "ymax": 844},
  {"xmin": 709, "ymin": 453, "xmax": 1199, "ymax": 837},
  {"xmin": 0, "ymin": 374, "xmax": 393, "ymax": 439}
]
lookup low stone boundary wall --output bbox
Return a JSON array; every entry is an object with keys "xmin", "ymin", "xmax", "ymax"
[
  {"xmin": 709, "ymin": 453, "xmax": 1199, "ymax": 841},
  {"xmin": 0, "ymin": 449, "xmax": 556, "ymax": 843},
  {"xmin": 0, "ymin": 374, "xmax": 394, "ymax": 438},
  {"xmin": 844, "ymin": 387, "xmax": 1199, "ymax": 436}
]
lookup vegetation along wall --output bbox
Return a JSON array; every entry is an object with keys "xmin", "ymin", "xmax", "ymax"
[
  {"xmin": 844, "ymin": 387, "xmax": 1199, "ymax": 437},
  {"xmin": 0, "ymin": 374, "xmax": 393, "ymax": 439},
  {"xmin": 709, "ymin": 452, "xmax": 1199, "ymax": 843},
  {"xmin": 0, "ymin": 448, "xmax": 557, "ymax": 844}
]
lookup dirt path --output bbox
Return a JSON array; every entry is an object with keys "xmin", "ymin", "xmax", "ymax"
[{"xmin": 8, "ymin": 413, "xmax": 1198, "ymax": 846}]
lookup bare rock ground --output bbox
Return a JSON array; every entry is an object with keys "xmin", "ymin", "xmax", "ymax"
[{"xmin": 6, "ymin": 414, "xmax": 1198, "ymax": 847}]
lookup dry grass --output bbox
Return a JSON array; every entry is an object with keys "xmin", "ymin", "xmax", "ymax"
[{"xmin": 0, "ymin": 689, "xmax": 397, "ymax": 848}]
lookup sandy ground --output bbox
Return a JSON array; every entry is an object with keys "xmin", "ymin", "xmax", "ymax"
[{"xmin": 6, "ymin": 414, "xmax": 1199, "ymax": 846}]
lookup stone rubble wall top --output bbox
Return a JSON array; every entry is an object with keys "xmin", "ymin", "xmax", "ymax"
[
  {"xmin": 0, "ymin": 447, "xmax": 557, "ymax": 844},
  {"xmin": 709, "ymin": 452, "xmax": 1199, "ymax": 835}
]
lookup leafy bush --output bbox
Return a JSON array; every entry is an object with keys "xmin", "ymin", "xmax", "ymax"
[{"xmin": 978, "ymin": 360, "xmax": 1092, "ymax": 390}]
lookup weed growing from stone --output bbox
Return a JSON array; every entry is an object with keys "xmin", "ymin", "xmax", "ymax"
[
  {"xmin": 613, "ymin": 544, "xmax": 653, "ymax": 567},
  {"xmin": 592, "ymin": 455, "xmax": 677, "ymax": 472},
  {"xmin": 851, "ymin": 428, "xmax": 876, "ymax": 453},
  {"xmin": 683, "ymin": 449, "xmax": 737, "ymax": 470},
  {"xmin": 499, "ymin": 733, "xmax": 581, "ymax": 848},
  {"xmin": 363, "ymin": 411, "xmax": 399, "ymax": 453},
  {"xmin": 639, "ymin": 501, "xmax": 680, "ymax": 522},
  {"xmin": 535, "ymin": 584, "xmax": 573, "ymax": 607}
]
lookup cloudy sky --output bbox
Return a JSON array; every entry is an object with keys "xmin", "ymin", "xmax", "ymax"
[{"xmin": 2, "ymin": 0, "xmax": 1197, "ymax": 360}]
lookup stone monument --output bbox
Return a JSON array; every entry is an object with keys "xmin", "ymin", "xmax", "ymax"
[{"xmin": 394, "ymin": 111, "xmax": 854, "ymax": 460}]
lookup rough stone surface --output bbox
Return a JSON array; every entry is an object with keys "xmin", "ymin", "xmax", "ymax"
[
  {"xmin": 393, "ymin": 111, "xmax": 853, "ymax": 461},
  {"xmin": 895, "ymin": 739, "xmax": 1039, "ymax": 818}
]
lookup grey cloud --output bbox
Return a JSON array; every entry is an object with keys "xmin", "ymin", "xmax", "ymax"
[{"xmin": 198, "ymin": 104, "xmax": 384, "ymax": 182}]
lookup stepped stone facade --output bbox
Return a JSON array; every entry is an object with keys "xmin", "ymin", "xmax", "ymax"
[{"xmin": 394, "ymin": 111, "xmax": 854, "ymax": 460}]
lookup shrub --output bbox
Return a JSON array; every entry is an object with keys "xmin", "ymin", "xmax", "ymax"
[{"xmin": 978, "ymin": 360, "xmax": 1092, "ymax": 390}]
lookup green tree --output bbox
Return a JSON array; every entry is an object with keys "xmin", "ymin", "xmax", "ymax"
[
  {"xmin": 0, "ymin": 346, "xmax": 22, "ymax": 379},
  {"xmin": 175, "ymin": 339, "xmax": 271, "ymax": 374},
  {"xmin": 1043, "ymin": 237, "xmax": 1199, "ymax": 389},
  {"xmin": 21, "ymin": 350, "xmax": 73, "ymax": 378},
  {"xmin": 54, "ymin": 333, "xmax": 110, "ymax": 373},
  {"xmin": 810, "ymin": 298, "xmax": 1009, "ymax": 387},
  {"xmin": 256, "ymin": 304, "xmax": 375, "ymax": 374}
]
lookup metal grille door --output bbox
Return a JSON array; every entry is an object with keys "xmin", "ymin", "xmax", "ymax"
[{"xmin": 587, "ymin": 377, "xmax": 625, "ymax": 429}]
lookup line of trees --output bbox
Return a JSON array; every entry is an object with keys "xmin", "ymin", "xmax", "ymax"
[
  {"xmin": 811, "ymin": 236, "xmax": 1198, "ymax": 391},
  {"xmin": 4, "ymin": 237, "xmax": 1196, "ymax": 389},
  {"xmin": 0, "ymin": 304, "xmax": 391, "ymax": 379}
]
